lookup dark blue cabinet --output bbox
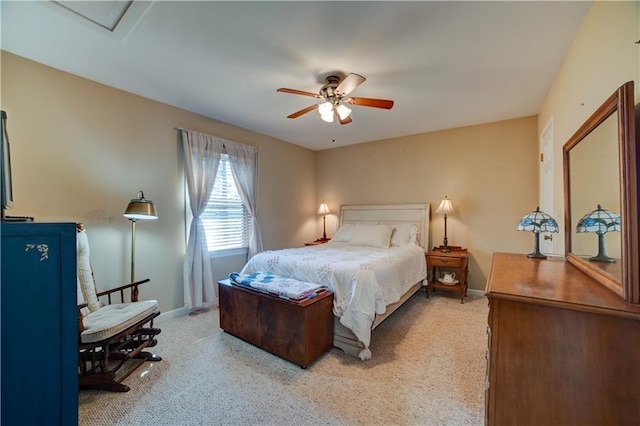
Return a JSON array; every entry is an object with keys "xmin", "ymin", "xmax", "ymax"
[{"xmin": 1, "ymin": 222, "xmax": 77, "ymax": 425}]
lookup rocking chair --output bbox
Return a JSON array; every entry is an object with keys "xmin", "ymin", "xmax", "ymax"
[{"xmin": 76, "ymin": 224, "xmax": 162, "ymax": 392}]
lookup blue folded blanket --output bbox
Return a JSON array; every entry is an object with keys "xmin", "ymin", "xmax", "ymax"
[{"xmin": 229, "ymin": 272, "xmax": 327, "ymax": 302}]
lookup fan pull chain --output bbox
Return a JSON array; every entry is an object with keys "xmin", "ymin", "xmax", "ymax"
[{"xmin": 331, "ymin": 117, "xmax": 338, "ymax": 143}]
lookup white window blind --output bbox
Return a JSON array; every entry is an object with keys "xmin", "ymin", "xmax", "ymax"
[{"xmin": 201, "ymin": 154, "xmax": 250, "ymax": 252}]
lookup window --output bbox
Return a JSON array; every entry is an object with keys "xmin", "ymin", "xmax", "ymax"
[{"xmin": 201, "ymin": 154, "xmax": 250, "ymax": 253}]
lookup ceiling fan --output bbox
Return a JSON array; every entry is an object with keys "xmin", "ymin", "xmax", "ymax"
[{"xmin": 276, "ymin": 73, "xmax": 394, "ymax": 125}]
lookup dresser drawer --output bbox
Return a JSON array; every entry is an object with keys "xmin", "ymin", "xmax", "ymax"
[{"xmin": 429, "ymin": 256, "xmax": 463, "ymax": 268}]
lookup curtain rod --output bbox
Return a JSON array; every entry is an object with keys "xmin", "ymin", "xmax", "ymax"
[{"xmin": 175, "ymin": 127, "xmax": 261, "ymax": 151}]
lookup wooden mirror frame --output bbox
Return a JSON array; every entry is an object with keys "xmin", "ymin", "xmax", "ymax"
[{"xmin": 563, "ymin": 81, "xmax": 639, "ymax": 303}]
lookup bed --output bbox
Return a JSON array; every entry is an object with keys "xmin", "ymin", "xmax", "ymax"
[{"xmin": 240, "ymin": 203, "xmax": 429, "ymax": 360}]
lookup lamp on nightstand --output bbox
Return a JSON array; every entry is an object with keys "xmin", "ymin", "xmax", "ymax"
[
  {"xmin": 516, "ymin": 206, "xmax": 558, "ymax": 259},
  {"xmin": 435, "ymin": 196, "xmax": 454, "ymax": 252},
  {"xmin": 317, "ymin": 201, "xmax": 330, "ymax": 241}
]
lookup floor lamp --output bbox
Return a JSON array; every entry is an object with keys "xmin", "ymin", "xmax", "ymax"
[{"xmin": 123, "ymin": 191, "xmax": 158, "ymax": 286}]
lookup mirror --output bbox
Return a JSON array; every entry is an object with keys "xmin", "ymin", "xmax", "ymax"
[{"xmin": 563, "ymin": 81, "xmax": 639, "ymax": 303}]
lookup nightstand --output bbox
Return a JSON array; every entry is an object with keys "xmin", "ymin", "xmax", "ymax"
[
  {"xmin": 426, "ymin": 246, "xmax": 469, "ymax": 303},
  {"xmin": 305, "ymin": 239, "xmax": 330, "ymax": 246}
]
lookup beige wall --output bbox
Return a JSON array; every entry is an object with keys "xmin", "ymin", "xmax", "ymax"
[
  {"xmin": 316, "ymin": 116, "xmax": 539, "ymax": 290},
  {"xmin": 4, "ymin": 1, "xmax": 637, "ymax": 310},
  {"xmin": 538, "ymin": 1, "xmax": 640, "ymax": 254},
  {"xmin": 1, "ymin": 52, "xmax": 317, "ymax": 313}
]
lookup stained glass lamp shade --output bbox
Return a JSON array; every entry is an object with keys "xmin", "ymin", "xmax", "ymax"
[
  {"xmin": 576, "ymin": 204, "xmax": 620, "ymax": 263},
  {"xmin": 516, "ymin": 207, "xmax": 558, "ymax": 259}
]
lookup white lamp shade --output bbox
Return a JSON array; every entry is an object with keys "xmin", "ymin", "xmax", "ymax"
[
  {"xmin": 317, "ymin": 202, "xmax": 330, "ymax": 215},
  {"xmin": 336, "ymin": 104, "xmax": 352, "ymax": 120},
  {"xmin": 320, "ymin": 113, "xmax": 334, "ymax": 123},
  {"xmin": 318, "ymin": 101, "xmax": 333, "ymax": 115},
  {"xmin": 435, "ymin": 197, "xmax": 454, "ymax": 214}
]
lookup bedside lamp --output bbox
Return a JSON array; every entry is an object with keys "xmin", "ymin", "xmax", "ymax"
[
  {"xmin": 516, "ymin": 207, "xmax": 558, "ymax": 259},
  {"xmin": 435, "ymin": 196, "xmax": 454, "ymax": 252},
  {"xmin": 124, "ymin": 191, "xmax": 158, "ymax": 283},
  {"xmin": 317, "ymin": 202, "xmax": 330, "ymax": 241},
  {"xmin": 576, "ymin": 204, "xmax": 620, "ymax": 263}
]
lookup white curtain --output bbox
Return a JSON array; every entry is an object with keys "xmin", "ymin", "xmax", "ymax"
[
  {"xmin": 226, "ymin": 141, "xmax": 263, "ymax": 258},
  {"xmin": 181, "ymin": 129, "xmax": 223, "ymax": 309}
]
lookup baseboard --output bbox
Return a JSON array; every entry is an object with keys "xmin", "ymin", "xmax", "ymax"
[
  {"xmin": 156, "ymin": 303, "xmax": 222, "ymax": 323},
  {"xmin": 156, "ymin": 306, "xmax": 190, "ymax": 323},
  {"xmin": 467, "ymin": 288, "xmax": 485, "ymax": 298}
]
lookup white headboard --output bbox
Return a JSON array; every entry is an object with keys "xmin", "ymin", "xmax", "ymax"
[{"xmin": 339, "ymin": 203, "xmax": 430, "ymax": 249}]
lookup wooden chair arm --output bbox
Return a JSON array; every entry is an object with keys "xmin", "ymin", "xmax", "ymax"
[{"xmin": 96, "ymin": 278, "xmax": 151, "ymax": 303}]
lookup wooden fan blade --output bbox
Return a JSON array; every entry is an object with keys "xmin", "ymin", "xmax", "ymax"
[
  {"xmin": 335, "ymin": 73, "xmax": 366, "ymax": 97},
  {"xmin": 287, "ymin": 104, "xmax": 318, "ymax": 119},
  {"xmin": 346, "ymin": 97, "xmax": 394, "ymax": 109},
  {"xmin": 277, "ymin": 88, "xmax": 320, "ymax": 98}
]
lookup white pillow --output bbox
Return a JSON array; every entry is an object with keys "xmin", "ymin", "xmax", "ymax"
[
  {"xmin": 331, "ymin": 224, "xmax": 355, "ymax": 242},
  {"xmin": 349, "ymin": 224, "xmax": 393, "ymax": 248},
  {"xmin": 391, "ymin": 224, "xmax": 419, "ymax": 247}
]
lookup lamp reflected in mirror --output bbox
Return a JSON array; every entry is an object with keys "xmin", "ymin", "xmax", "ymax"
[
  {"xmin": 576, "ymin": 204, "xmax": 620, "ymax": 263},
  {"xmin": 517, "ymin": 207, "xmax": 558, "ymax": 259}
]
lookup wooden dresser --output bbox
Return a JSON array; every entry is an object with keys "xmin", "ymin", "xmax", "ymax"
[{"xmin": 485, "ymin": 253, "xmax": 640, "ymax": 425}]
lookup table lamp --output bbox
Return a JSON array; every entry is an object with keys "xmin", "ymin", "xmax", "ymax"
[
  {"xmin": 435, "ymin": 196, "xmax": 454, "ymax": 252},
  {"xmin": 516, "ymin": 206, "xmax": 558, "ymax": 259},
  {"xmin": 317, "ymin": 201, "xmax": 330, "ymax": 241}
]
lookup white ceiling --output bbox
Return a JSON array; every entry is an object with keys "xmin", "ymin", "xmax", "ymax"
[{"xmin": 1, "ymin": 1, "xmax": 592, "ymax": 151}]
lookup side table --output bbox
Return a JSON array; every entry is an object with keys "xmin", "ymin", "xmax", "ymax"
[
  {"xmin": 426, "ymin": 246, "xmax": 469, "ymax": 303},
  {"xmin": 305, "ymin": 239, "xmax": 330, "ymax": 246}
]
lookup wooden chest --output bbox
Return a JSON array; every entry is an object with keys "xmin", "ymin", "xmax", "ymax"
[{"xmin": 218, "ymin": 279, "xmax": 334, "ymax": 368}]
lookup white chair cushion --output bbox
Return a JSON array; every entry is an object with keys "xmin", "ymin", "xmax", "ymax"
[
  {"xmin": 76, "ymin": 229, "xmax": 103, "ymax": 312},
  {"xmin": 80, "ymin": 300, "xmax": 159, "ymax": 344}
]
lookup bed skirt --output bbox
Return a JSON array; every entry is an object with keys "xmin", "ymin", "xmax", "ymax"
[{"xmin": 332, "ymin": 279, "xmax": 425, "ymax": 359}]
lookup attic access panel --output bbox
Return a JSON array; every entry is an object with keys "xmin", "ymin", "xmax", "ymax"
[{"xmin": 54, "ymin": 1, "xmax": 132, "ymax": 31}]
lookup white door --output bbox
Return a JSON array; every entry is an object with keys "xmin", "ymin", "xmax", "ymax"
[{"xmin": 539, "ymin": 117, "xmax": 556, "ymax": 255}]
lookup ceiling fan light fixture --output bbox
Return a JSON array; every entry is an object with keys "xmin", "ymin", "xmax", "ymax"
[
  {"xmin": 277, "ymin": 73, "xmax": 393, "ymax": 126},
  {"xmin": 318, "ymin": 101, "xmax": 333, "ymax": 116},
  {"xmin": 320, "ymin": 112, "xmax": 334, "ymax": 123},
  {"xmin": 337, "ymin": 104, "xmax": 352, "ymax": 120}
]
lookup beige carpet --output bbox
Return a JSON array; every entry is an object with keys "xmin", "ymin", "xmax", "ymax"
[{"xmin": 79, "ymin": 291, "xmax": 488, "ymax": 425}]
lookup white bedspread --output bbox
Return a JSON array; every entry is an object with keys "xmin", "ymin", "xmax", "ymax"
[{"xmin": 240, "ymin": 242, "xmax": 427, "ymax": 353}]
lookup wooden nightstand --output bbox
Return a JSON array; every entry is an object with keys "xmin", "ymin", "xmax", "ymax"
[
  {"xmin": 305, "ymin": 239, "xmax": 330, "ymax": 246},
  {"xmin": 426, "ymin": 246, "xmax": 469, "ymax": 303}
]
